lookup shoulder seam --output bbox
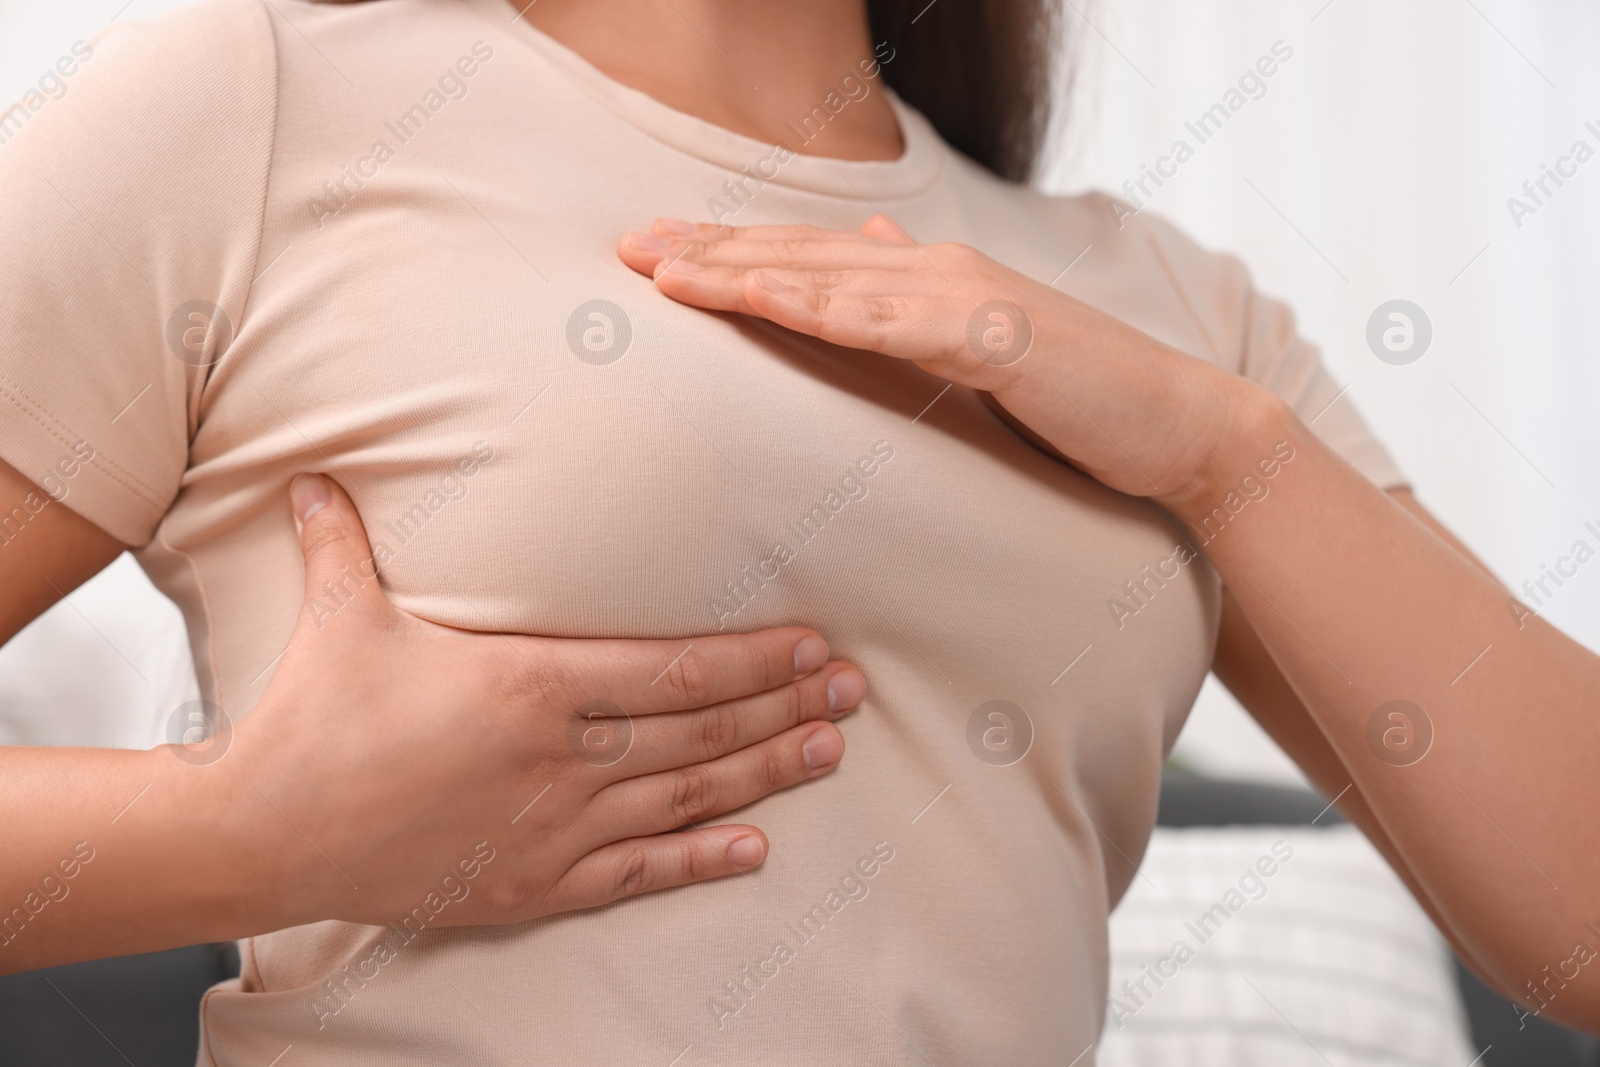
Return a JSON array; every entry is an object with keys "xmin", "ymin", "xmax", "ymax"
[
  {"xmin": 1141, "ymin": 224, "xmax": 1225, "ymax": 366},
  {"xmin": 228, "ymin": 0, "xmax": 282, "ymax": 403}
]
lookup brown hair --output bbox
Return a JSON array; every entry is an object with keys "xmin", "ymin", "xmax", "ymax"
[
  {"xmin": 314, "ymin": 0, "xmax": 1062, "ymax": 182},
  {"xmin": 868, "ymin": 0, "xmax": 1060, "ymax": 182}
]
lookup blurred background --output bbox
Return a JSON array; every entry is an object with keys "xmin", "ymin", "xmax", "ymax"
[
  {"xmin": 4, "ymin": 0, "xmax": 1599, "ymax": 782},
  {"xmin": 1043, "ymin": 0, "xmax": 1600, "ymax": 784}
]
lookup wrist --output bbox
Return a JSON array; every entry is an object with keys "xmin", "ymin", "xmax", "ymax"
[
  {"xmin": 1162, "ymin": 379, "xmax": 1299, "ymax": 522},
  {"xmin": 136, "ymin": 736, "xmax": 302, "ymax": 940}
]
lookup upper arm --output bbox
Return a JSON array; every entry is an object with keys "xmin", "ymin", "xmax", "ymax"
[
  {"xmin": 0, "ymin": 1, "xmax": 279, "ymax": 644},
  {"xmin": 0, "ymin": 458, "xmax": 126, "ymax": 645}
]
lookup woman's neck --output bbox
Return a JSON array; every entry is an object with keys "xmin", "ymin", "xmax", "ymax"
[{"xmin": 512, "ymin": 0, "xmax": 904, "ymax": 162}]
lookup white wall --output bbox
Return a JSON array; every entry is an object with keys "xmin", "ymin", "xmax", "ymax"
[
  {"xmin": 1044, "ymin": 0, "xmax": 1600, "ymax": 783},
  {"xmin": 5, "ymin": 1, "xmax": 1596, "ymax": 782}
]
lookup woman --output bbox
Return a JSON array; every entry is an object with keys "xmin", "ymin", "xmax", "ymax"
[{"xmin": 1, "ymin": 0, "xmax": 1595, "ymax": 1062}]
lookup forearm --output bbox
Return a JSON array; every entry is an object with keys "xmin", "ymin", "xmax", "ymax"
[
  {"xmin": 1181, "ymin": 389, "xmax": 1600, "ymax": 1021},
  {"xmin": 0, "ymin": 744, "xmax": 273, "ymax": 975},
  {"xmin": 1213, "ymin": 589, "xmax": 1513, "ymax": 1002}
]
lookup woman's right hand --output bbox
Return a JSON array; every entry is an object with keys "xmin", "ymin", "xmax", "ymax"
[{"xmin": 202, "ymin": 473, "xmax": 863, "ymax": 931}]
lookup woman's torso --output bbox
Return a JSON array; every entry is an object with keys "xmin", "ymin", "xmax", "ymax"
[{"xmin": 111, "ymin": 1, "xmax": 1238, "ymax": 1061}]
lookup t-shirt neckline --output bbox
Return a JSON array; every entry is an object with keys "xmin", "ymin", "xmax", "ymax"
[{"xmin": 470, "ymin": 0, "xmax": 946, "ymax": 201}]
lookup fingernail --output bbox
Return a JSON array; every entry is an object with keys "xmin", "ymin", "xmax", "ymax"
[
  {"xmin": 290, "ymin": 474, "xmax": 329, "ymax": 524},
  {"xmin": 627, "ymin": 232, "xmax": 670, "ymax": 251},
  {"xmin": 827, "ymin": 669, "xmax": 865, "ymax": 713},
  {"xmin": 755, "ymin": 270, "xmax": 788, "ymax": 293},
  {"xmin": 654, "ymin": 218, "xmax": 695, "ymax": 235},
  {"xmin": 802, "ymin": 725, "xmax": 844, "ymax": 770},
  {"xmin": 726, "ymin": 834, "xmax": 765, "ymax": 868},
  {"xmin": 665, "ymin": 257, "xmax": 702, "ymax": 275},
  {"xmin": 793, "ymin": 635, "xmax": 829, "ymax": 674}
]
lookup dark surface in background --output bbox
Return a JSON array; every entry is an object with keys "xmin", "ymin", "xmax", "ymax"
[
  {"xmin": 1455, "ymin": 960, "xmax": 1600, "ymax": 1067},
  {"xmin": 1156, "ymin": 770, "xmax": 1349, "ymax": 827},
  {"xmin": 0, "ymin": 942, "xmax": 236, "ymax": 1066},
  {"xmin": 1, "ymin": 775, "xmax": 1593, "ymax": 1065}
]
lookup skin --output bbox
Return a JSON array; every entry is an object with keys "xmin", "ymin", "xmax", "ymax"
[
  {"xmin": 1, "ymin": 0, "xmax": 1592, "ymax": 1034},
  {"xmin": 517, "ymin": 0, "xmax": 901, "ymax": 165}
]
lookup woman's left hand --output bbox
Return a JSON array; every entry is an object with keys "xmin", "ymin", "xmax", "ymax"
[{"xmin": 618, "ymin": 216, "xmax": 1277, "ymax": 516}]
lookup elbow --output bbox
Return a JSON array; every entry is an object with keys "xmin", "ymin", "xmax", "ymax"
[
  {"xmin": 1476, "ymin": 945, "xmax": 1600, "ymax": 1034},
  {"xmin": 1523, "ymin": 981, "xmax": 1600, "ymax": 1033}
]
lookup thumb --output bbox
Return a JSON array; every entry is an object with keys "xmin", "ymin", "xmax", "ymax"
[
  {"xmin": 289, "ymin": 474, "xmax": 388, "ymax": 625},
  {"xmin": 860, "ymin": 213, "xmax": 914, "ymax": 244}
]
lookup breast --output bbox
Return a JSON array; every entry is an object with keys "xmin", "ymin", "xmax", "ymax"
[
  {"xmin": 174, "ymin": 176, "xmax": 1221, "ymax": 816},
  {"xmin": 173, "ymin": 171, "xmax": 1220, "ymax": 1062}
]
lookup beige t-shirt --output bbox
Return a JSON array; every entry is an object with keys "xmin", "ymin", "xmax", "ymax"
[{"xmin": 0, "ymin": 1, "xmax": 1404, "ymax": 1063}]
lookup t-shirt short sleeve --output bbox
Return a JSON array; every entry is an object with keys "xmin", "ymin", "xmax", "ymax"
[
  {"xmin": 0, "ymin": 0, "xmax": 276, "ymax": 546},
  {"xmin": 1119, "ymin": 202, "xmax": 1407, "ymax": 492}
]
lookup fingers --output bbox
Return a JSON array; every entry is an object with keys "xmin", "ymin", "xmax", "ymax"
[
  {"xmin": 613, "ymin": 219, "xmax": 960, "ymax": 362},
  {"xmin": 638, "ymin": 260, "xmax": 948, "ymax": 361},
  {"xmin": 615, "ymin": 218, "xmax": 920, "ymax": 285},
  {"xmin": 621, "ymin": 231, "xmax": 919, "ymax": 275},
  {"xmin": 619, "ymin": 240, "xmax": 938, "ymax": 340},
  {"xmin": 550, "ymin": 627, "xmax": 834, "ymax": 716},
  {"xmin": 539, "ymin": 825, "xmax": 768, "ymax": 914},
  {"xmin": 658, "ymin": 215, "xmax": 915, "ymax": 246},
  {"xmin": 648, "ymin": 218, "xmax": 883, "ymax": 243},
  {"xmin": 741, "ymin": 281, "xmax": 941, "ymax": 358},
  {"xmin": 289, "ymin": 474, "xmax": 389, "ymax": 626},
  {"xmin": 861, "ymin": 213, "xmax": 915, "ymax": 244},
  {"xmin": 618, "ymin": 660, "xmax": 865, "ymax": 777},
  {"xmin": 588, "ymin": 721, "xmax": 845, "ymax": 841}
]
